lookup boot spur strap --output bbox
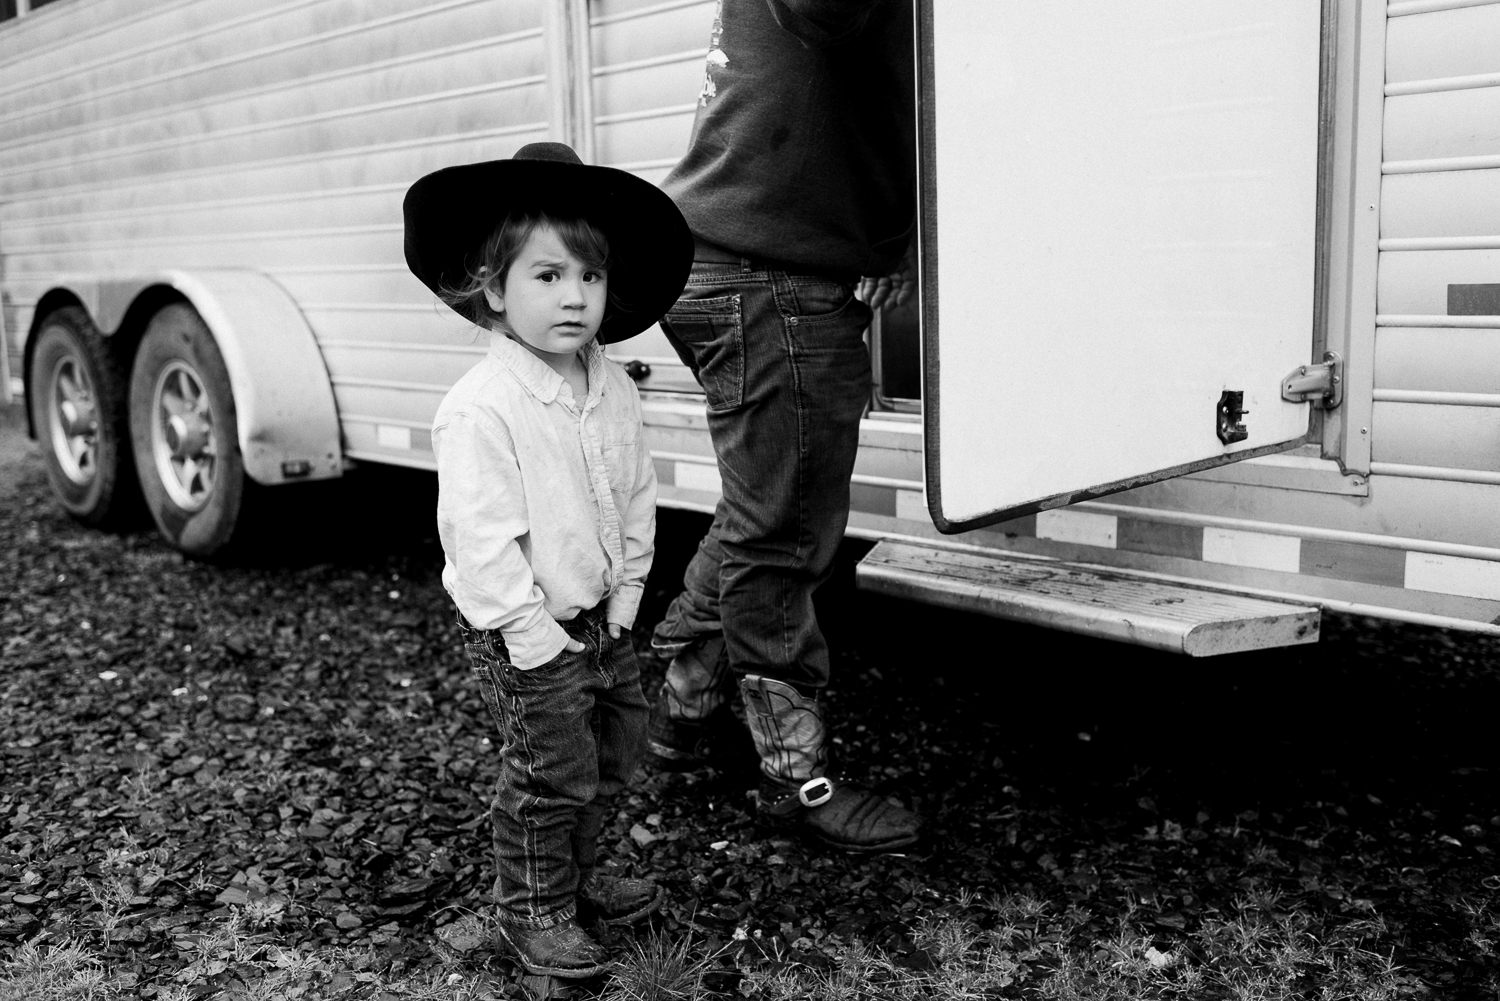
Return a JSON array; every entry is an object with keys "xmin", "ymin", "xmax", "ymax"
[
  {"xmin": 799, "ymin": 777, "xmax": 834, "ymax": 807},
  {"xmin": 766, "ymin": 777, "xmax": 835, "ymax": 816}
]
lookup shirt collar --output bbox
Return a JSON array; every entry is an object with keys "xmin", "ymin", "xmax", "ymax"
[{"xmin": 487, "ymin": 332, "xmax": 605, "ymax": 406}]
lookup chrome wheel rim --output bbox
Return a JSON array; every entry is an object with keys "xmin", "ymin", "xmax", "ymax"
[
  {"xmin": 46, "ymin": 350, "xmax": 99, "ymax": 486},
  {"xmin": 150, "ymin": 361, "xmax": 217, "ymax": 511}
]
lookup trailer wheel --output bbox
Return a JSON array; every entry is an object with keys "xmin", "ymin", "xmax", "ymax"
[
  {"xmin": 28, "ymin": 306, "xmax": 141, "ymax": 527},
  {"xmin": 128, "ymin": 303, "xmax": 250, "ymax": 559}
]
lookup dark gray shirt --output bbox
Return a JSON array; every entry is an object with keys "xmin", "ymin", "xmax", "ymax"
[{"xmin": 662, "ymin": 0, "xmax": 916, "ymax": 281}]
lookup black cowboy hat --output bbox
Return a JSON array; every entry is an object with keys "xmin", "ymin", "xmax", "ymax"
[{"xmin": 403, "ymin": 142, "xmax": 693, "ymax": 344}]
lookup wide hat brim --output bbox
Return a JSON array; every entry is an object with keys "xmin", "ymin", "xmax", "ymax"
[{"xmin": 403, "ymin": 147, "xmax": 693, "ymax": 344}]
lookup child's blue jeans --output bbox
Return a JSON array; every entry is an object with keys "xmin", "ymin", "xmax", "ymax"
[{"xmin": 458, "ymin": 603, "xmax": 649, "ymax": 929}]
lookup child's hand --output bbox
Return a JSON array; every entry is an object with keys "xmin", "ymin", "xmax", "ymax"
[
  {"xmin": 607, "ymin": 623, "xmax": 623, "ymax": 640},
  {"xmin": 564, "ymin": 636, "xmax": 586, "ymax": 653}
]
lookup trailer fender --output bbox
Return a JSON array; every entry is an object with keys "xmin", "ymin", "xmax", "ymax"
[{"xmin": 26, "ymin": 270, "xmax": 342, "ymax": 486}]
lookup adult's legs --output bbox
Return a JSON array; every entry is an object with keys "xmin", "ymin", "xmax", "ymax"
[
  {"xmin": 653, "ymin": 265, "xmax": 918, "ymax": 850},
  {"xmin": 656, "ymin": 266, "xmax": 868, "ymax": 687}
]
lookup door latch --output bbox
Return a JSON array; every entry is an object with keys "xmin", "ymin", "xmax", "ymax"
[
  {"xmin": 1281, "ymin": 351, "xmax": 1343, "ymax": 409},
  {"xmin": 1216, "ymin": 390, "xmax": 1249, "ymax": 445}
]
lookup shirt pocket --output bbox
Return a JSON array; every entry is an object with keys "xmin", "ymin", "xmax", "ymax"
[
  {"xmin": 660, "ymin": 294, "xmax": 743, "ymax": 412},
  {"xmin": 599, "ymin": 417, "xmax": 641, "ymax": 497}
]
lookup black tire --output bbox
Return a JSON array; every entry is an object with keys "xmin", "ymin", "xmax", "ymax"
[
  {"xmin": 27, "ymin": 306, "xmax": 142, "ymax": 528},
  {"xmin": 128, "ymin": 303, "xmax": 251, "ymax": 559}
]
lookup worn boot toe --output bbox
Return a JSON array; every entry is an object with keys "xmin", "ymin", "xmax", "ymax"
[
  {"xmin": 578, "ymin": 873, "xmax": 665, "ymax": 926},
  {"xmin": 760, "ymin": 776, "xmax": 920, "ymax": 853},
  {"xmin": 497, "ymin": 918, "xmax": 610, "ymax": 978}
]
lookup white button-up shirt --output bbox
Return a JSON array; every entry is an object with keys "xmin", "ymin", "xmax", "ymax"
[{"xmin": 431, "ymin": 333, "xmax": 657, "ymax": 669}]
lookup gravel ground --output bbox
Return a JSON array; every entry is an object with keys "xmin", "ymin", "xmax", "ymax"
[{"xmin": 2, "ymin": 399, "xmax": 1499, "ymax": 998}]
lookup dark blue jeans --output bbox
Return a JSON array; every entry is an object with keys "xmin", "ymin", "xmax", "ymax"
[
  {"xmin": 653, "ymin": 260, "xmax": 873, "ymax": 692},
  {"xmin": 459, "ymin": 604, "xmax": 649, "ymax": 929}
]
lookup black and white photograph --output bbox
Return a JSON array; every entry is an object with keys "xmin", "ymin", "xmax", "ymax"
[{"xmin": 1, "ymin": 0, "xmax": 1499, "ymax": 997}]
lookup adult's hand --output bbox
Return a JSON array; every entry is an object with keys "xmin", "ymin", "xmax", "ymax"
[{"xmin": 856, "ymin": 259, "xmax": 915, "ymax": 312}]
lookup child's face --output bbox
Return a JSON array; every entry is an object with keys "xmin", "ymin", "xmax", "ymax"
[{"xmin": 483, "ymin": 224, "xmax": 607, "ymax": 361}]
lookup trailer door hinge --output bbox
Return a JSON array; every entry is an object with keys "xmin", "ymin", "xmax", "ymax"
[{"xmin": 1281, "ymin": 351, "xmax": 1343, "ymax": 409}]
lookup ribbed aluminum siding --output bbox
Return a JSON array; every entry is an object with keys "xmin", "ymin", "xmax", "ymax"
[
  {"xmin": 591, "ymin": 0, "xmax": 714, "ymax": 392},
  {"xmin": 1377, "ymin": 0, "xmax": 1500, "ymax": 481},
  {"xmin": 0, "ymin": 0, "xmax": 552, "ymax": 464}
]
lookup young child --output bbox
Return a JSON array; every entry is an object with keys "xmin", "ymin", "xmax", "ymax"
[{"xmin": 403, "ymin": 143, "xmax": 693, "ymax": 978}]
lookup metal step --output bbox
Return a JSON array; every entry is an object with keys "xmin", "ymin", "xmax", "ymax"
[{"xmin": 855, "ymin": 540, "xmax": 1319, "ymax": 656}]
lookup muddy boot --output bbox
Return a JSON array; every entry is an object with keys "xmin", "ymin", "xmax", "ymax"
[
  {"xmin": 740, "ymin": 674, "xmax": 920, "ymax": 853},
  {"xmin": 577, "ymin": 872, "xmax": 665, "ymax": 926},
  {"xmin": 496, "ymin": 917, "xmax": 610, "ymax": 978},
  {"xmin": 647, "ymin": 636, "xmax": 731, "ymax": 770}
]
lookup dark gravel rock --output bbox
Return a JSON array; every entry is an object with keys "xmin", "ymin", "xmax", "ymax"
[{"xmin": 2, "ymin": 400, "xmax": 1499, "ymax": 997}]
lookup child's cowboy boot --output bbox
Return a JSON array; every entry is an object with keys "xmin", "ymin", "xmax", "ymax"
[
  {"xmin": 739, "ymin": 674, "xmax": 920, "ymax": 853},
  {"xmin": 496, "ymin": 918, "xmax": 610, "ymax": 978},
  {"xmin": 647, "ymin": 636, "xmax": 732, "ymax": 769},
  {"xmin": 577, "ymin": 872, "xmax": 665, "ymax": 926}
]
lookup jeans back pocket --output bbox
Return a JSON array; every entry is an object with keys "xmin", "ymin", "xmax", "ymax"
[{"xmin": 661, "ymin": 294, "xmax": 743, "ymax": 412}]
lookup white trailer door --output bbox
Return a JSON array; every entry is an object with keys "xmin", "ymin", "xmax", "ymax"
[{"xmin": 920, "ymin": 1, "xmax": 1326, "ymax": 532}]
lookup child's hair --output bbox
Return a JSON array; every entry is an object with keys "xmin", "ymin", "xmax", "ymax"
[{"xmin": 442, "ymin": 212, "xmax": 616, "ymax": 331}]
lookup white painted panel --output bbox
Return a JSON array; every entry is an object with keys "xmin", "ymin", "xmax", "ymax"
[
  {"xmin": 0, "ymin": 0, "xmax": 486, "ymax": 127},
  {"xmin": 319, "ymin": 344, "xmax": 485, "ymax": 388},
  {"xmin": 1376, "ymin": 328, "xmax": 1500, "ymax": 392},
  {"xmin": 594, "ymin": 112, "xmax": 697, "ymax": 168},
  {"xmin": 592, "ymin": 0, "xmax": 682, "ymax": 15},
  {"xmin": 589, "ymin": 0, "xmax": 711, "ymax": 177},
  {"xmin": 1372, "ymin": 400, "xmax": 1500, "ymax": 471},
  {"xmin": 675, "ymin": 461, "xmax": 722, "ymax": 493},
  {"xmin": 331, "ymin": 384, "xmax": 448, "ymax": 426},
  {"xmin": 0, "ymin": 129, "xmax": 545, "ymax": 231},
  {"xmin": 1385, "ymin": 1, "xmax": 1500, "ymax": 85},
  {"xmin": 1378, "ymin": 249, "xmax": 1500, "ymax": 314},
  {"xmin": 4, "ymin": 187, "xmax": 407, "ymax": 250},
  {"xmin": 1384, "ymin": 88, "xmax": 1500, "ymax": 164},
  {"xmin": 376, "ymin": 424, "xmax": 413, "ymax": 450},
  {"xmin": 931, "ymin": 1, "xmax": 1318, "ymax": 523},
  {"xmin": 1, "ymin": 4, "xmax": 543, "ymax": 153},
  {"xmin": 1202, "ymin": 527, "xmax": 1301, "ymax": 573},
  {"xmin": 0, "ymin": 0, "xmax": 142, "ymax": 65},
  {"xmin": 0, "ymin": 0, "xmax": 569, "ymax": 460},
  {"xmin": 1381, "ymin": 169, "xmax": 1500, "ymax": 239},
  {"xmin": 4, "ymin": 87, "xmax": 550, "ymax": 200},
  {"xmin": 895, "ymin": 489, "xmax": 927, "ymax": 522},
  {"xmin": 1, "ymin": 36, "xmax": 548, "ymax": 174},
  {"xmin": 305, "ymin": 308, "xmax": 480, "ymax": 346},
  {"xmin": 591, "ymin": 1, "xmax": 714, "ymax": 68},
  {"xmin": 1035, "ymin": 510, "xmax": 1118, "ymax": 549},
  {"xmin": 1405, "ymin": 551, "xmax": 1500, "ymax": 601},
  {"xmin": 592, "ymin": 61, "xmax": 704, "ymax": 119},
  {"xmin": 269, "ymin": 267, "xmax": 438, "ymax": 306}
]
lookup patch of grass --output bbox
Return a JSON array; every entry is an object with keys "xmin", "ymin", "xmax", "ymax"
[
  {"xmin": 0, "ymin": 937, "xmax": 134, "ymax": 1000},
  {"xmin": 0, "ymin": 879, "xmax": 1442, "ymax": 1000},
  {"xmin": 599, "ymin": 924, "xmax": 719, "ymax": 1000},
  {"xmin": 0, "ymin": 921, "xmax": 506, "ymax": 1000},
  {"xmin": 730, "ymin": 889, "xmax": 1426, "ymax": 1000}
]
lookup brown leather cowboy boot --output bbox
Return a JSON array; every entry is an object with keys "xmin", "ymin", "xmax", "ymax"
[
  {"xmin": 577, "ymin": 872, "xmax": 665, "ymax": 926},
  {"xmin": 496, "ymin": 917, "xmax": 610, "ymax": 978},
  {"xmin": 647, "ymin": 636, "xmax": 732, "ymax": 769},
  {"xmin": 739, "ymin": 674, "xmax": 920, "ymax": 853}
]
